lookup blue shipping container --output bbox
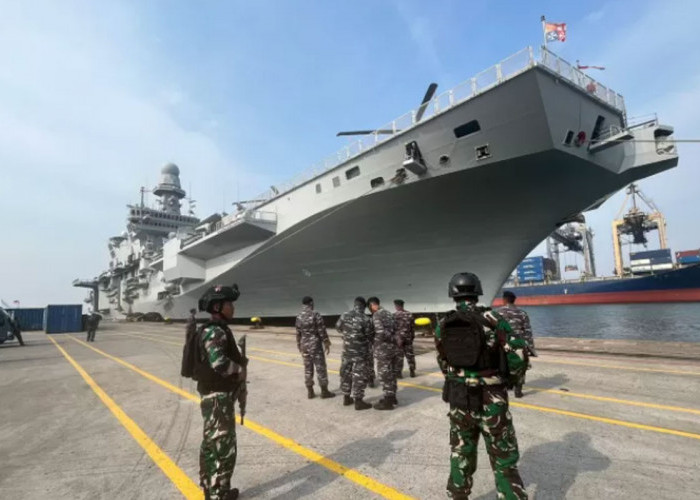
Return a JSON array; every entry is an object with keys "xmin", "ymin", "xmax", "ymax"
[
  {"xmin": 6, "ymin": 308, "xmax": 45, "ymax": 331},
  {"xmin": 630, "ymin": 249, "xmax": 672, "ymax": 260},
  {"xmin": 44, "ymin": 305, "xmax": 83, "ymax": 333},
  {"xmin": 679, "ymin": 256, "xmax": 700, "ymax": 264}
]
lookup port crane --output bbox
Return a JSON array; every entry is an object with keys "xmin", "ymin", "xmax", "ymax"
[
  {"xmin": 546, "ymin": 218, "xmax": 597, "ymax": 279},
  {"xmin": 612, "ymin": 183, "xmax": 668, "ymax": 276}
]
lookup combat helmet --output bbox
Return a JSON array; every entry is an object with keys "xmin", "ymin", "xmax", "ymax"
[
  {"xmin": 448, "ymin": 272, "xmax": 483, "ymax": 300},
  {"xmin": 198, "ymin": 284, "xmax": 240, "ymax": 313}
]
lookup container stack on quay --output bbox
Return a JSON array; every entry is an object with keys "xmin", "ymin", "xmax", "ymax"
[
  {"xmin": 5, "ymin": 308, "xmax": 45, "ymax": 331},
  {"xmin": 676, "ymin": 249, "xmax": 700, "ymax": 267},
  {"xmin": 630, "ymin": 249, "xmax": 673, "ymax": 274},
  {"xmin": 516, "ymin": 256, "xmax": 557, "ymax": 283},
  {"xmin": 42, "ymin": 305, "xmax": 83, "ymax": 334}
]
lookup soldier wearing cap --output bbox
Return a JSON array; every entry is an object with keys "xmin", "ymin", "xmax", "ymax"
[
  {"xmin": 498, "ymin": 290, "xmax": 536, "ymax": 398},
  {"xmin": 295, "ymin": 296, "xmax": 335, "ymax": 399}
]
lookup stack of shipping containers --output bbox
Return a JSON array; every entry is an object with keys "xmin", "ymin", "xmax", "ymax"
[
  {"xmin": 629, "ymin": 249, "xmax": 674, "ymax": 274},
  {"xmin": 516, "ymin": 256, "xmax": 557, "ymax": 283},
  {"xmin": 676, "ymin": 249, "xmax": 700, "ymax": 267}
]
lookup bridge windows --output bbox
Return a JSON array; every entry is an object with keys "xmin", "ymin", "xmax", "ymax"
[
  {"xmin": 332, "ymin": 176, "xmax": 341, "ymax": 188},
  {"xmin": 315, "ymin": 183, "xmax": 322, "ymax": 194}
]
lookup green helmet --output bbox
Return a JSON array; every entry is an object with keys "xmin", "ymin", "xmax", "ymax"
[{"xmin": 198, "ymin": 284, "xmax": 240, "ymax": 313}]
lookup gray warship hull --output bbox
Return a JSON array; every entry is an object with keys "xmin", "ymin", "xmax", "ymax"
[{"xmin": 86, "ymin": 48, "xmax": 678, "ymax": 318}]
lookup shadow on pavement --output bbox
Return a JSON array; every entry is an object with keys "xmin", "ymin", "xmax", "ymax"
[
  {"xmin": 474, "ymin": 432, "xmax": 610, "ymax": 500},
  {"xmin": 242, "ymin": 429, "xmax": 415, "ymax": 499}
]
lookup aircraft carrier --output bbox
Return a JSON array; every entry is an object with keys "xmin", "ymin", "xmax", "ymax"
[{"xmin": 75, "ymin": 46, "xmax": 679, "ymax": 318}]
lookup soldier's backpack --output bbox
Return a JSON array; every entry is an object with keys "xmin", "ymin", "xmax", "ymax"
[
  {"xmin": 441, "ymin": 309, "xmax": 493, "ymax": 370},
  {"xmin": 180, "ymin": 325, "xmax": 202, "ymax": 380}
]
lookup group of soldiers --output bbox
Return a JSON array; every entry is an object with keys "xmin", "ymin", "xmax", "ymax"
[
  {"xmin": 295, "ymin": 295, "xmax": 416, "ymax": 410},
  {"xmin": 187, "ymin": 274, "xmax": 536, "ymax": 500}
]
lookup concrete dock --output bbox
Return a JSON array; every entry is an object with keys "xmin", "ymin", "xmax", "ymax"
[{"xmin": 1, "ymin": 322, "xmax": 699, "ymax": 499}]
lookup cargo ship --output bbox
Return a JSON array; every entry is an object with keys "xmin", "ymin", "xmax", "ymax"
[{"xmin": 494, "ymin": 184, "xmax": 700, "ymax": 306}]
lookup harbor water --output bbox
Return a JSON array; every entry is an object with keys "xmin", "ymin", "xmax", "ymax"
[{"xmin": 524, "ymin": 303, "xmax": 700, "ymax": 342}]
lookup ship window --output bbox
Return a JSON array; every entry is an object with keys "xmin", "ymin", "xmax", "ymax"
[
  {"xmin": 371, "ymin": 177, "xmax": 384, "ymax": 188},
  {"xmin": 315, "ymin": 183, "xmax": 322, "ymax": 194},
  {"xmin": 563, "ymin": 130, "xmax": 575, "ymax": 146},
  {"xmin": 591, "ymin": 115, "xmax": 606, "ymax": 143},
  {"xmin": 332, "ymin": 176, "xmax": 341, "ymax": 188},
  {"xmin": 454, "ymin": 120, "xmax": 481, "ymax": 138},
  {"xmin": 345, "ymin": 166, "xmax": 360, "ymax": 180}
]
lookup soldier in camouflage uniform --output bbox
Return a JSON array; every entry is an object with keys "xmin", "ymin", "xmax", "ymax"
[
  {"xmin": 393, "ymin": 299, "xmax": 416, "ymax": 378},
  {"xmin": 435, "ymin": 273, "xmax": 527, "ymax": 500},
  {"xmin": 335, "ymin": 297, "xmax": 373, "ymax": 410},
  {"xmin": 196, "ymin": 284, "xmax": 247, "ymax": 500},
  {"xmin": 498, "ymin": 291, "xmax": 536, "ymax": 398},
  {"xmin": 295, "ymin": 296, "xmax": 335, "ymax": 399},
  {"xmin": 367, "ymin": 297, "xmax": 400, "ymax": 410}
]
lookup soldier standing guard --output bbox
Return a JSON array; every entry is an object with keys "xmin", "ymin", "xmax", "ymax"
[
  {"xmin": 367, "ymin": 297, "xmax": 400, "ymax": 410},
  {"xmin": 393, "ymin": 299, "xmax": 416, "ymax": 378},
  {"xmin": 186, "ymin": 308, "xmax": 197, "ymax": 339},
  {"xmin": 295, "ymin": 296, "xmax": 335, "ymax": 399},
  {"xmin": 196, "ymin": 284, "xmax": 247, "ymax": 500},
  {"xmin": 435, "ymin": 273, "xmax": 527, "ymax": 500},
  {"xmin": 498, "ymin": 291, "xmax": 536, "ymax": 398},
  {"xmin": 335, "ymin": 297, "xmax": 373, "ymax": 410}
]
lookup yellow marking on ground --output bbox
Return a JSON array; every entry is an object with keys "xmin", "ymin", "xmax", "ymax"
[
  {"xmin": 48, "ymin": 336, "xmax": 202, "ymax": 499},
  {"xmin": 535, "ymin": 357, "xmax": 700, "ymax": 377},
  {"xmin": 68, "ymin": 335, "xmax": 414, "ymax": 500},
  {"xmin": 113, "ymin": 331, "xmax": 700, "ymax": 439}
]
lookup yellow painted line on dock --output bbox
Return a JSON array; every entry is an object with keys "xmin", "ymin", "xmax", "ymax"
[
  {"xmin": 67, "ymin": 336, "xmax": 414, "ymax": 500},
  {"xmin": 535, "ymin": 357, "xmax": 700, "ymax": 377},
  {"xmin": 48, "ymin": 336, "xmax": 202, "ymax": 499},
  {"xmin": 119, "ymin": 331, "xmax": 700, "ymax": 416}
]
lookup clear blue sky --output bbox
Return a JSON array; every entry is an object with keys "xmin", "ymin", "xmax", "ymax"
[{"xmin": 1, "ymin": 0, "xmax": 699, "ymax": 306}]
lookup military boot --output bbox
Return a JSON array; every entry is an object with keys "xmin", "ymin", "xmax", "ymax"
[
  {"xmin": 368, "ymin": 377, "xmax": 376, "ymax": 388},
  {"xmin": 355, "ymin": 399, "xmax": 372, "ymax": 411},
  {"xmin": 373, "ymin": 397, "xmax": 395, "ymax": 410},
  {"xmin": 320, "ymin": 385, "xmax": 336, "ymax": 399},
  {"xmin": 343, "ymin": 395, "xmax": 354, "ymax": 406},
  {"xmin": 409, "ymin": 368, "xmax": 416, "ymax": 378},
  {"xmin": 514, "ymin": 385, "xmax": 524, "ymax": 398},
  {"xmin": 389, "ymin": 395, "xmax": 398, "ymax": 406},
  {"xmin": 307, "ymin": 387, "xmax": 316, "ymax": 399},
  {"xmin": 396, "ymin": 371, "xmax": 403, "ymax": 379},
  {"xmin": 225, "ymin": 488, "xmax": 240, "ymax": 500}
]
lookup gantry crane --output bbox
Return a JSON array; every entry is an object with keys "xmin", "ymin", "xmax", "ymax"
[
  {"xmin": 546, "ymin": 219, "xmax": 597, "ymax": 279},
  {"xmin": 612, "ymin": 183, "xmax": 668, "ymax": 276}
]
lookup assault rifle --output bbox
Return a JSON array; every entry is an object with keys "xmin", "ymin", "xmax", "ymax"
[{"xmin": 236, "ymin": 335, "xmax": 248, "ymax": 426}]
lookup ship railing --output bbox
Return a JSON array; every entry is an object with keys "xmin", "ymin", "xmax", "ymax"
[
  {"xmin": 249, "ymin": 46, "xmax": 626, "ymax": 206},
  {"xmin": 212, "ymin": 210, "xmax": 278, "ymax": 234}
]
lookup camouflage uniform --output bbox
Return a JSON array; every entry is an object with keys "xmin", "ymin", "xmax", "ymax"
[
  {"xmin": 336, "ymin": 305, "xmax": 373, "ymax": 399},
  {"xmin": 497, "ymin": 304, "xmax": 535, "ymax": 351},
  {"xmin": 199, "ymin": 323, "xmax": 245, "ymax": 500},
  {"xmin": 435, "ymin": 302, "xmax": 527, "ymax": 500},
  {"xmin": 393, "ymin": 308, "xmax": 415, "ymax": 376},
  {"xmin": 295, "ymin": 305, "xmax": 330, "ymax": 388},
  {"xmin": 371, "ymin": 308, "xmax": 398, "ymax": 398}
]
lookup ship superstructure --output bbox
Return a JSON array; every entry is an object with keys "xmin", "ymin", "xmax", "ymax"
[{"xmin": 75, "ymin": 47, "xmax": 679, "ymax": 318}]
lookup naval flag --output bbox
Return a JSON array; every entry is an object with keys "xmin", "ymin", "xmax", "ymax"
[{"xmin": 544, "ymin": 22, "xmax": 567, "ymax": 42}]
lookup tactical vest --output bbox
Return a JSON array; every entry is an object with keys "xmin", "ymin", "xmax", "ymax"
[
  {"xmin": 441, "ymin": 309, "xmax": 503, "ymax": 374},
  {"xmin": 194, "ymin": 321, "xmax": 246, "ymax": 395}
]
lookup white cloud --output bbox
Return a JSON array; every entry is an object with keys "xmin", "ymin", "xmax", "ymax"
[{"xmin": 584, "ymin": 8, "xmax": 606, "ymax": 23}]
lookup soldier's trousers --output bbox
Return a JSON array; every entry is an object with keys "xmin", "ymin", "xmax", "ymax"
[
  {"xmin": 86, "ymin": 328, "xmax": 96, "ymax": 342},
  {"xmin": 200, "ymin": 393, "xmax": 237, "ymax": 500},
  {"xmin": 375, "ymin": 344, "xmax": 397, "ymax": 397},
  {"xmin": 340, "ymin": 354, "xmax": 369, "ymax": 399},
  {"xmin": 302, "ymin": 348, "xmax": 329, "ymax": 388},
  {"xmin": 446, "ymin": 385, "xmax": 526, "ymax": 500},
  {"xmin": 395, "ymin": 340, "xmax": 415, "ymax": 375}
]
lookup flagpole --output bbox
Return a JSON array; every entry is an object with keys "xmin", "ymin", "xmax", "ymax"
[{"xmin": 541, "ymin": 15, "xmax": 547, "ymax": 49}]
